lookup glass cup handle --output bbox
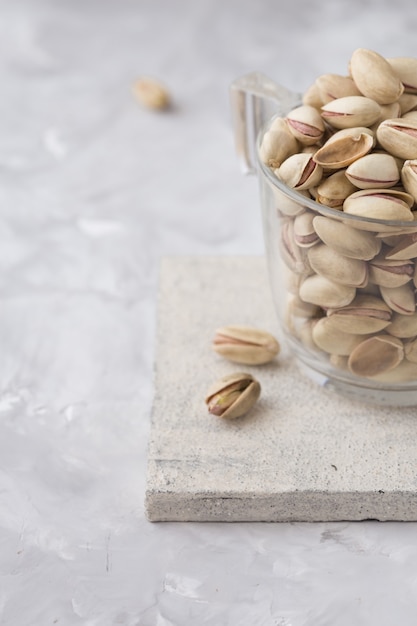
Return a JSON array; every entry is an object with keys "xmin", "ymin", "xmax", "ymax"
[{"xmin": 230, "ymin": 72, "xmax": 302, "ymax": 175}]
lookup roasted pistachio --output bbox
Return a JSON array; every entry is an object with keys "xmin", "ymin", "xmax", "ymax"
[
  {"xmin": 368, "ymin": 255, "xmax": 414, "ymax": 287},
  {"xmin": 343, "ymin": 188, "xmax": 414, "ymax": 222},
  {"xmin": 293, "ymin": 211, "xmax": 320, "ymax": 247},
  {"xmin": 212, "ymin": 325, "xmax": 280, "ymax": 365},
  {"xmin": 316, "ymin": 170, "xmax": 358, "ymax": 208},
  {"xmin": 380, "ymin": 283, "xmax": 416, "ymax": 315},
  {"xmin": 275, "ymin": 153, "xmax": 323, "ymax": 191},
  {"xmin": 326, "ymin": 294, "xmax": 392, "ymax": 334},
  {"xmin": 259, "ymin": 118, "xmax": 299, "ymax": 168},
  {"xmin": 312, "ymin": 215, "xmax": 382, "ymax": 260},
  {"xmin": 308, "ymin": 243, "xmax": 367, "ymax": 287},
  {"xmin": 311, "ymin": 317, "xmax": 366, "ymax": 355},
  {"xmin": 377, "ymin": 118, "xmax": 417, "ymax": 160},
  {"xmin": 205, "ymin": 372, "xmax": 261, "ymax": 420},
  {"xmin": 286, "ymin": 105, "xmax": 326, "ymax": 146},
  {"xmin": 349, "ymin": 48, "xmax": 404, "ymax": 104},
  {"xmin": 345, "ymin": 153, "xmax": 400, "ymax": 189},
  {"xmin": 387, "ymin": 57, "xmax": 417, "ymax": 94},
  {"xmin": 315, "ymin": 73, "xmax": 361, "ymax": 103},
  {"xmin": 313, "ymin": 128, "xmax": 374, "ymax": 169},
  {"xmin": 387, "ymin": 312, "xmax": 417, "ymax": 338},
  {"xmin": 321, "ymin": 96, "xmax": 381, "ymax": 129},
  {"xmin": 299, "ymin": 274, "xmax": 356, "ymax": 308},
  {"xmin": 348, "ymin": 335, "xmax": 404, "ymax": 377}
]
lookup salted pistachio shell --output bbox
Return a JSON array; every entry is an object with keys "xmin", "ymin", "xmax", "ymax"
[
  {"xmin": 387, "ymin": 57, "xmax": 417, "ymax": 94},
  {"xmin": 349, "ymin": 48, "xmax": 404, "ymax": 104},
  {"xmin": 205, "ymin": 372, "xmax": 261, "ymax": 420},
  {"xmin": 368, "ymin": 254, "xmax": 414, "ymax": 287},
  {"xmin": 313, "ymin": 128, "xmax": 374, "ymax": 169},
  {"xmin": 308, "ymin": 243, "xmax": 367, "ymax": 287},
  {"xmin": 369, "ymin": 359, "xmax": 417, "ymax": 382},
  {"xmin": 286, "ymin": 105, "xmax": 325, "ymax": 146},
  {"xmin": 373, "ymin": 102, "xmax": 402, "ymax": 126},
  {"xmin": 343, "ymin": 188, "xmax": 414, "ymax": 222},
  {"xmin": 316, "ymin": 170, "xmax": 358, "ymax": 208},
  {"xmin": 275, "ymin": 153, "xmax": 323, "ymax": 191},
  {"xmin": 377, "ymin": 118, "xmax": 417, "ymax": 160},
  {"xmin": 345, "ymin": 153, "xmax": 400, "ymax": 189},
  {"xmin": 401, "ymin": 159, "xmax": 417, "ymax": 202},
  {"xmin": 311, "ymin": 317, "xmax": 366, "ymax": 356},
  {"xmin": 293, "ymin": 211, "xmax": 320, "ymax": 247},
  {"xmin": 321, "ymin": 96, "xmax": 381, "ymax": 129},
  {"xmin": 404, "ymin": 337, "xmax": 417, "ymax": 363},
  {"xmin": 315, "ymin": 73, "xmax": 362, "ymax": 104},
  {"xmin": 379, "ymin": 283, "xmax": 416, "ymax": 315},
  {"xmin": 386, "ymin": 312, "xmax": 417, "ymax": 338},
  {"xmin": 280, "ymin": 218, "xmax": 313, "ymax": 274},
  {"xmin": 299, "ymin": 274, "xmax": 356, "ymax": 308},
  {"xmin": 326, "ymin": 294, "xmax": 392, "ymax": 334},
  {"xmin": 398, "ymin": 94, "xmax": 417, "ymax": 115},
  {"xmin": 259, "ymin": 118, "xmax": 299, "ymax": 168},
  {"xmin": 348, "ymin": 335, "xmax": 404, "ymax": 377},
  {"xmin": 312, "ymin": 215, "xmax": 381, "ymax": 260},
  {"xmin": 212, "ymin": 325, "xmax": 280, "ymax": 365},
  {"xmin": 385, "ymin": 231, "xmax": 417, "ymax": 260}
]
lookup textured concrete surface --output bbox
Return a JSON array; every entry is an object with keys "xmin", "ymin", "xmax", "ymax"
[{"xmin": 146, "ymin": 256, "xmax": 417, "ymax": 522}]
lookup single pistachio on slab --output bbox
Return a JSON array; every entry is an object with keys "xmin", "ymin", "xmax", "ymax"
[
  {"xmin": 386, "ymin": 312, "xmax": 417, "ymax": 338},
  {"xmin": 343, "ymin": 188, "xmax": 414, "ymax": 222},
  {"xmin": 312, "ymin": 317, "xmax": 366, "ymax": 355},
  {"xmin": 212, "ymin": 325, "xmax": 280, "ymax": 365},
  {"xmin": 259, "ymin": 118, "xmax": 299, "ymax": 168},
  {"xmin": 326, "ymin": 294, "xmax": 392, "ymax": 334},
  {"xmin": 205, "ymin": 372, "xmax": 261, "ymax": 420},
  {"xmin": 275, "ymin": 152, "xmax": 323, "ymax": 191},
  {"xmin": 387, "ymin": 57, "xmax": 417, "ymax": 94},
  {"xmin": 368, "ymin": 254, "xmax": 414, "ymax": 287},
  {"xmin": 293, "ymin": 211, "xmax": 320, "ymax": 247},
  {"xmin": 132, "ymin": 77, "xmax": 171, "ymax": 110},
  {"xmin": 349, "ymin": 48, "xmax": 404, "ymax": 104},
  {"xmin": 313, "ymin": 215, "xmax": 382, "ymax": 260},
  {"xmin": 316, "ymin": 170, "xmax": 358, "ymax": 208},
  {"xmin": 321, "ymin": 96, "xmax": 381, "ymax": 129},
  {"xmin": 345, "ymin": 153, "xmax": 400, "ymax": 189},
  {"xmin": 313, "ymin": 128, "xmax": 374, "ymax": 169},
  {"xmin": 308, "ymin": 243, "xmax": 368, "ymax": 287},
  {"xmin": 379, "ymin": 283, "xmax": 416, "ymax": 315},
  {"xmin": 348, "ymin": 334, "xmax": 404, "ymax": 378},
  {"xmin": 285, "ymin": 105, "xmax": 326, "ymax": 146},
  {"xmin": 299, "ymin": 274, "xmax": 356, "ymax": 308},
  {"xmin": 315, "ymin": 73, "xmax": 362, "ymax": 104},
  {"xmin": 377, "ymin": 118, "xmax": 417, "ymax": 160}
]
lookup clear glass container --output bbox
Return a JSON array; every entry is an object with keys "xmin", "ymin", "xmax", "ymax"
[{"xmin": 230, "ymin": 72, "xmax": 417, "ymax": 406}]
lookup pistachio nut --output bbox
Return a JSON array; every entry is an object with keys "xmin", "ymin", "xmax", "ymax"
[
  {"xmin": 345, "ymin": 153, "xmax": 400, "ymax": 189},
  {"xmin": 280, "ymin": 218, "xmax": 312, "ymax": 274},
  {"xmin": 312, "ymin": 317, "xmax": 366, "ymax": 355},
  {"xmin": 379, "ymin": 283, "xmax": 416, "ymax": 315},
  {"xmin": 299, "ymin": 274, "xmax": 356, "ymax": 308},
  {"xmin": 205, "ymin": 372, "xmax": 261, "ymax": 420},
  {"xmin": 293, "ymin": 211, "xmax": 320, "ymax": 247},
  {"xmin": 316, "ymin": 170, "xmax": 358, "ymax": 208},
  {"xmin": 368, "ymin": 254, "xmax": 414, "ymax": 287},
  {"xmin": 321, "ymin": 96, "xmax": 381, "ymax": 129},
  {"xmin": 404, "ymin": 337, "xmax": 417, "ymax": 363},
  {"xmin": 369, "ymin": 358, "xmax": 417, "ymax": 382},
  {"xmin": 349, "ymin": 48, "xmax": 404, "ymax": 104},
  {"xmin": 373, "ymin": 102, "xmax": 402, "ymax": 126},
  {"xmin": 285, "ymin": 105, "xmax": 325, "ymax": 146},
  {"xmin": 326, "ymin": 294, "xmax": 392, "ymax": 333},
  {"xmin": 315, "ymin": 73, "xmax": 362, "ymax": 104},
  {"xmin": 313, "ymin": 128, "xmax": 374, "ymax": 169},
  {"xmin": 386, "ymin": 312, "xmax": 417, "ymax": 338},
  {"xmin": 343, "ymin": 188, "xmax": 414, "ymax": 222},
  {"xmin": 348, "ymin": 335, "xmax": 404, "ymax": 377},
  {"xmin": 312, "ymin": 215, "xmax": 382, "ymax": 260},
  {"xmin": 275, "ymin": 153, "xmax": 323, "ymax": 191},
  {"xmin": 132, "ymin": 76, "xmax": 171, "ymax": 110},
  {"xmin": 402, "ymin": 109, "xmax": 417, "ymax": 122},
  {"xmin": 212, "ymin": 325, "xmax": 280, "ymax": 365},
  {"xmin": 385, "ymin": 231, "xmax": 417, "ymax": 260},
  {"xmin": 259, "ymin": 118, "xmax": 299, "ymax": 168},
  {"xmin": 401, "ymin": 159, "xmax": 417, "ymax": 202},
  {"xmin": 302, "ymin": 82, "xmax": 324, "ymax": 108},
  {"xmin": 377, "ymin": 118, "xmax": 417, "ymax": 160},
  {"xmin": 387, "ymin": 56, "xmax": 417, "ymax": 94},
  {"xmin": 308, "ymin": 243, "xmax": 367, "ymax": 287}
]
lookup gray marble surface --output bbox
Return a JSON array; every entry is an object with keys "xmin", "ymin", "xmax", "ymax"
[{"xmin": 2, "ymin": 0, "xmax": 417, "ymax": 624}]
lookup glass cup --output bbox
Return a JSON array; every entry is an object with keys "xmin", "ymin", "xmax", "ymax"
[{"xmin": 230, "ymin": 72, "xmax": 417, "ymax": 406}]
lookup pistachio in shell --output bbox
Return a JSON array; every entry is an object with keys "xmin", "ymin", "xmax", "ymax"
[
  {"xmin": 259, "ymin": 118, "xmax": 299, "ymax": 168},
  {"xmin": 343, "ymin": 188, "xmax": 414, "ymax": 222},
  {"xmin": 312, "ymin": 215, "xmax": 382, "ymax": 260},
  {"xmin": 349, "ymin": 48, "xmax": 404, "ymax": 104},
  {"xmin": 348, "ymin": 334, "xmax": 404, "ymax": 377},
  {"xmin": 345, "ymin": 153, "xmax": 400, "ymax": 189},
  {"xmin": 311, "ymin": 317, "xmax": 366, "ymax": 356},
  {"xmin": 377, "ymin": 118, "xmax": 417, "ymax": 160},
  {"xmin": 299, "ymin": 274, "xmax": 356, "ymax": 308},
  {"xmin": 307, "ymin": 243, "xmax": 367, "ymax": 287},
  {"xmin": 379, "ymin": 283, "xmax": 416, "ymax": 315},
  {"xmin": 401, "ymin": 159, "xmax": 417, "ymax": 202},
  {"xmin": 386, "ymin": 312, "xmax": 417, "ymax": 338},
  {"xmin": 212, "ymin": 325, "xmax": 280, "ymax": 365},
  {"xmin": 275, "ymin": 153, "xmax": 323, "ymax": 191},
  {"xmin": 315, "ymin": 73, "xmax": 362, "ymax": 104},
  {"xmin": 205, "ymin": 372, "xmax": 261, "ymax": 420},
  {"xmin": 293, "ymin": 211, "xmax": 320, "ymax": 247},
  {"xmin": 285, "ymin": 105, "xmax": 325, "ymax": 146},
  {"xmin": 321, "ymin": 96, "xmax": 381, "ymax": 129},
  {"xmin": 316, "ymin": 170, "xmax": 358, "ymax": 208},
  {"xmin": 326, "ymin": 294, "xmax": 392, "ymax": 334},
  {"xmin": 368, "ymin": 255, "xmax": 414, "ymax": 288},
  {"xmin": 313, "ymin": 128, "xmax": 374, "ymax": 169},
  {"xmin": 387, "ymin": 56, "xmax": 417, "ymax": 94}
]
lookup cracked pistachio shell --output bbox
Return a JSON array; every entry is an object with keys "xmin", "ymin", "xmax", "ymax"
[
  {"xmin": 293, "ymin": 211, "xmax": 320, "ymax": 247},
  {"xmin": 326, "ymin": 294, "xmax": 392, "ymax": 334},
  {"xmin": 308, "ymin": 243, "xmax": 367, "ymax": 287},
  {"xmin": 345, "ymin": 153, "xmax": 400, "ymax": 189},
  {"xmin": 259, "ymin": 118, "xmax": 299, "ymax": 168},
  {"xmin": 212, "ymin": 325, "xmax": 280, "ymax": 365},
  {"xmin": 349, "ymin": 48, "xmax": 404, "ymax": 104},
  {"xmin": 321, "ymin": 96, "xmax": 381, "ymax": 129},
  {"xmin": 348, "ymin": 334, "xmax": 404, "ymax": 378},
  {"xmin": 311, "ymin": 317, "xmax": 366, "ymax": 356},
  {"xmin": 343, "ymin": 188, "xmax": 414, "ymax": 222},
  {"xmin": 313, "ymin": 128, "xmax": 374, "ymax": 169},
  {"xmin": 369, "ymin": 255, "xmax": 414, "ymax": 287},
  {"xmin": 275, "ymin": 153, "xmax": 323, "ymax": 191},
  {"xmin": 386, "ymin": 312, "xmax": 417, "ymax": 338},
  {"xmin": 315, "ymin": 73, "xmax": 362, "ymax": 104},
  {"xmin": 369, "ymin": 358, "xmax": 417, "ymax": 382},
  {"xmin": 387, "ymin": 57, "xmax": 417, "ymax": 94},
  {"xmin": 401, "ymin": 159, "xmax": 417, "ymax": 202},
  {"xmin": 205, "ymin": 372, "xmax": 261, "ymax": 420},
  {"xmin": 316, "ymin": 170, "xmax": 357, "ymax": 208},
  {"xmin": 313, "ymin": 215, "xmax": 381, "ymax": 260},
  {"xmin": 286, "ymin": 105, "xmax": 325, "ymax": 146},
  {"xmin": 385, "ymin": 230, "xmax": 417, "ymax": 260},
  {"xmin": 280, "ymin": 218, "xmax": 313, "ymax": 274},
  {"xmin": 377, "ymin": 118, "xmax": 417, "ymax": 160},
  {"xmin": 299, "ymin": 274, "xmax": 356, "ymax": 308},
  {"xmin": 380, "ymin": 283, "xmax": 416, "ymax": 315}
]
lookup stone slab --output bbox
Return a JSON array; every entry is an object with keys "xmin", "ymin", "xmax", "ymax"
[{"xmin": 145, "ymin": 256, "xmax": 417, "ymax": 522}]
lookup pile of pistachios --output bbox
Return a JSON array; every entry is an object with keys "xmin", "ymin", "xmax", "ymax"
[{"xmin": 259, "ymin": 48, "xmax": 417, "ymax": 383}]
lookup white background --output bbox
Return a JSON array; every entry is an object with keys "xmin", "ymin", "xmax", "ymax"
[{"xmin": 2, "ymin": 0, "xmax": 417, "ymax": 624}]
